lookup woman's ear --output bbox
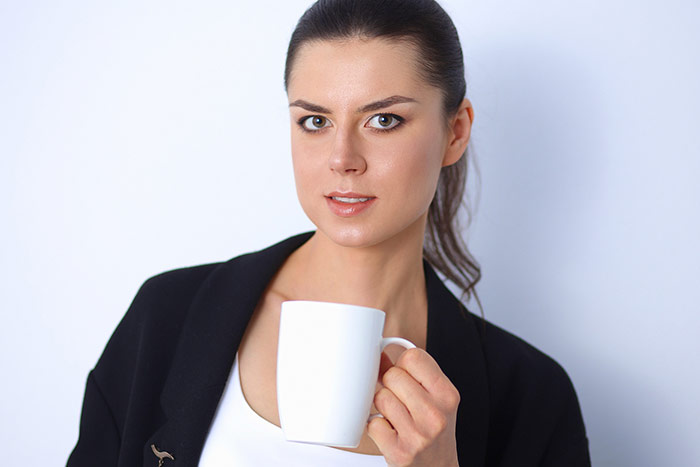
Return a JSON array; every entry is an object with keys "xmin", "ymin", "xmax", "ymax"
[{"xmin": 442, "ymin": 98, "xmax": 474, "ymax": 167}]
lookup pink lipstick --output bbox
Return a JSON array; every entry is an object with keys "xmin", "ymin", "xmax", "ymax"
[{"xmin": 325, "ymin": 192, "xmax": 377, "ymax": 217}]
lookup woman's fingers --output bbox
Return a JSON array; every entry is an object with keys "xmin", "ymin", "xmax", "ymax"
[
  {"xmin": 373, "ymin": 386, "xmax": 414, "ymax": 435},
  {"xmin": 394, "ymin": 348, "xmax": 461, "ymax": 411},
  {"xmin": 380, "ymin": 364, "xmax": 434, "ymax": 427},
  {"xmin": 369, "ymin": 348, "xmax": 461, "ymax": 466},
  {"xmin": 376, "ymin": 348, "xmax": 460, "ymax": 441},
  {"xmin": 367, "ymin": 413, "xmax": 398, "ymax": 451},
  {"xmin": 378, "ymin": 351, "xmax": 394, "ymax": 381}
]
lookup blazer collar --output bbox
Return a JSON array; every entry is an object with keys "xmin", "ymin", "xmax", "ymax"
[
  {"xmin": 144, "ymin": 231, "xmax": 489, "ymax": 466},
  {"xmin": 424, "ymin": 256, "xmax": 490, "ymax": 466}
]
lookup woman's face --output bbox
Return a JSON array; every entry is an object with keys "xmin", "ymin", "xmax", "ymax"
[{"xmin": 287, "ymin": 38, "xmax": 471, "ymax": 249}]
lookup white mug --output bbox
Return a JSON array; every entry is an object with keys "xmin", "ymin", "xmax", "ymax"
[{"xmin": 277, "ymin": 300, "xmax": 415, "ymax": 448}]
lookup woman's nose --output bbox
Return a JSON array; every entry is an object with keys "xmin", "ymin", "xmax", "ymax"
[{"xmin": 328, "ymin": 130, "xmax": 367, "ymax": 175}]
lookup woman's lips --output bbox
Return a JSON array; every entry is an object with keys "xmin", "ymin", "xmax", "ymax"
[{"xmin": 325, "ymin": 194, "xmax": 377, "ymax": 217}]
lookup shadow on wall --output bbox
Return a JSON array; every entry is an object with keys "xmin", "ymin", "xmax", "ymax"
[{"xmin": 466, "ymin": 40, "xmax": 675, "ymax": 466}]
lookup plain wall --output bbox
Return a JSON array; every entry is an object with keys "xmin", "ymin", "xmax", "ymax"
[{"xmin": 1, "ymin": 0, "xmax": 698, "ymax": 465}]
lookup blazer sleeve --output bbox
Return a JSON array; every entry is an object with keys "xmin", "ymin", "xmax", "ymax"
[
  {"xmin": 539, "ymin": 366, "xmax": 591, "ymax": 466},
  {"xmin": 66, "ymin": 264, "xmax": 215, "ymax": 466},
  {"xmin": 65, "ymin": 277, "xmax": 147, "ymax": 467},
  {"xmin": 66, "ymin": 371, "xmax": 121, "ymax": 466},
  {"xmin": 480, "ymin": 319, "xmax": 591, "ymax": 466}
]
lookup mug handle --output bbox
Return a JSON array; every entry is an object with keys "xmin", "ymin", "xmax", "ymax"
[
  {"xmin": 367, "ymin": 337, "xmax": 416, "ymax": 422},
  {"xmin": 380, "ymin": 337, "xmax": 416, "ymax": 352}
]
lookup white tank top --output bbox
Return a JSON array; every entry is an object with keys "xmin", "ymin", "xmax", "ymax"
[{"xmin": 199, "ymin": 352, "xmax": 387, "ymax": 466}]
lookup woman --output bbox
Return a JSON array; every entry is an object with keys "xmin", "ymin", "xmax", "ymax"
[{"xmin": 68, "ymin": 0, "xmax": 590, "ymax": 466}]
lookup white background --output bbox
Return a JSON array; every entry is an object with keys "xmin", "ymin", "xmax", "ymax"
[{"xmin": 1, "ymin": 0, "xmax": 698, "ymax": 465}]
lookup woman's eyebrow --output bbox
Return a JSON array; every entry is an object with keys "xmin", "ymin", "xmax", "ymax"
[
  {"xmin": 358, "ymin": 95, "xmax": 417, "ymax": 113},
  {"xmin": 288, "ymin": 95, "xmax": 418, "ymax": 114},
  {"xmin": 288, "ymin": 100, "xmax": 331, "ymax": 113}
]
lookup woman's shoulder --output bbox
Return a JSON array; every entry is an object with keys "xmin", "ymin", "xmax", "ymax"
[
  {"xmin": 120, "ymin": 233, "xmax": 312, "ymax": 333},
  {"xmin": 93, "ymin": 262, "xmax": 224, "ymax": 365},
  {"xmin": 112, "ymin": 262, "xmax": 222, "ymax": 333},
  {"xmin": 471, "ymin": 315, "xmax": 580, "ymax": 409},
  {"xmin": 138, "ymin": 259, "xmax": 226, "ymax": 298},
  {"xmin": 469, "ymin": 314, "xmax": 590, "ymax": 464},
  {"xmin": 136, "ymin": 262, "xmax": 221, "ymax": 301},
  {"xmin": 474, "ymin": 316, "xmax": 573, "ymax": 389}
]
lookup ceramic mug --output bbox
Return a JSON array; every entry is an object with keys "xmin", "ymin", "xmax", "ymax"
[{"xmin": 276, "ymin": 300, "xmax": 415, "ymax": 448}]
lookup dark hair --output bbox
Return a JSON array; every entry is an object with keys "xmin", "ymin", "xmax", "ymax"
[{"xmin": 284, "ymin": 0, "xmax": 483, "ymax": 316}]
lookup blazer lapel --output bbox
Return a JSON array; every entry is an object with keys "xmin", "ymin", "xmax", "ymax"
[
  {"xmin": 424, "ymin": 260, "xmax": 490, "ymax": 466},
  {"xmin": 142, "ymin": 232, "xmax": 315, "ymax": 466}
]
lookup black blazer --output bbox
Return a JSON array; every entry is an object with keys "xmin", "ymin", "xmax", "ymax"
[{"xmin": 67, "ymin": 231, "xmax": 590, "ymax": 466}]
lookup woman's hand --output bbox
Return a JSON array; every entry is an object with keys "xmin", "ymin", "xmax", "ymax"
[{"xmin": 368, "ymin": 348, "xmax": 461, "ymax": 467}]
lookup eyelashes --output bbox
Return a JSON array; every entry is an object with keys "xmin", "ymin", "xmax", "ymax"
[
  {"xmin": 366, "ymin": 114, "xmax": 403, "ymax": 130},
  {"xmin": 296, "ymin": 113, "xmax": 405, "ymax": 134},
  {"xmin": 299, "ymin": 115, "xmax": 332, "ymax": 131}
]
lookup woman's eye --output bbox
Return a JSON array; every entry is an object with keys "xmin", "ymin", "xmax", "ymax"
[
  {"xmin": 366, "ymin": 114, "xmax": 402, "ymax": 130},
  {"xmin": 301, "ymin": 115, "xmax": 331, "ymax": 131}
]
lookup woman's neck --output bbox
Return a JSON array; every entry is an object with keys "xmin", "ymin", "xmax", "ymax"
[{"xmin": 277, "ymin": 223, "xmax": 429, "ymax": 345}]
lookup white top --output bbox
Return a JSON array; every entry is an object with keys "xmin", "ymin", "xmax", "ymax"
[{"xmin": 199, "ymin": 352, "xmax": 387, "ymax": 466}]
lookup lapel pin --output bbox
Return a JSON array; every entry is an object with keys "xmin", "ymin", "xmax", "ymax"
[{"xmin": 151, "ymin": 444, "xmax": 175, "ymax": 466}]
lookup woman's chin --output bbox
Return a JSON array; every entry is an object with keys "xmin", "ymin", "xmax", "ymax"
[
  {"xmin": 314, "ymin": 224, "xmax": 385, "ymax": 249},
  {"xmin": 308, "ymin": 210, "xmax": 427, "ymax": 251}
]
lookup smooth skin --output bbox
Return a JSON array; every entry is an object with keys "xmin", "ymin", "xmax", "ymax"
[{"xmin": 237, "ymin": 37, "xmax": 473, "ymax": 467}]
